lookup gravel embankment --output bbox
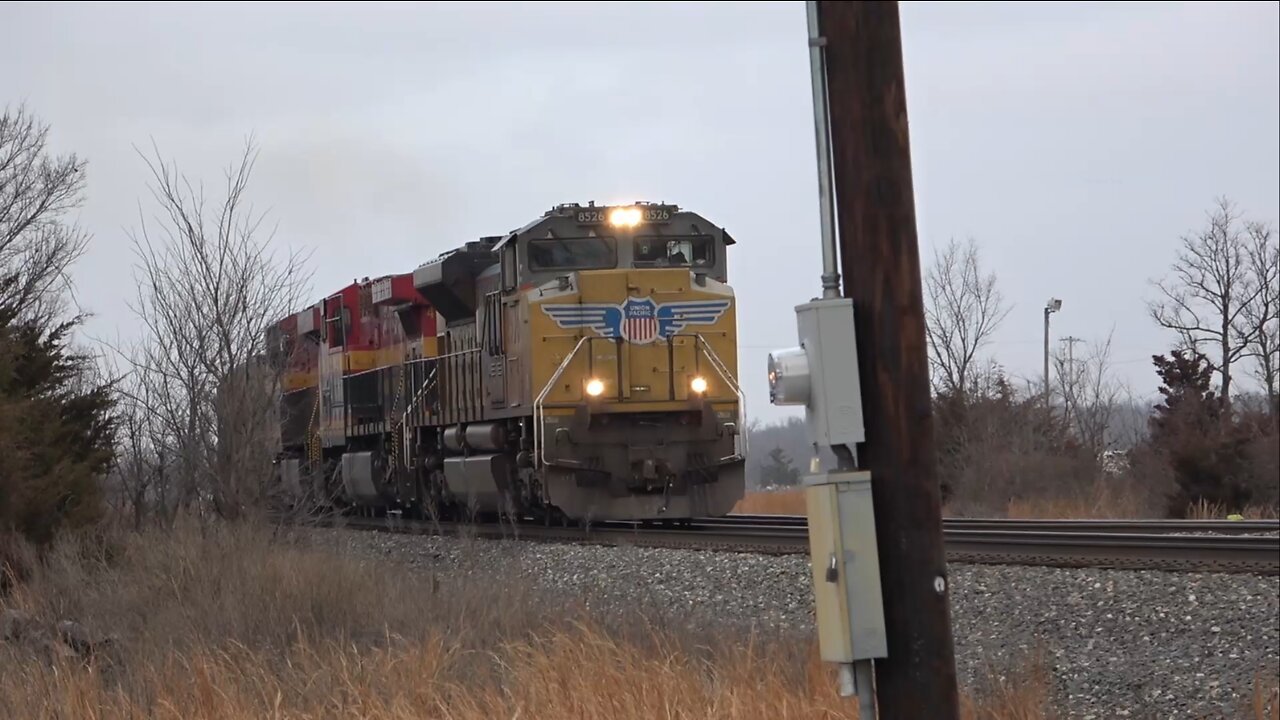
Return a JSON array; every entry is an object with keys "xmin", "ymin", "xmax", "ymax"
[{"xmin": 300, "ymin": 527, "xmax": 1279, "ymax": 719}]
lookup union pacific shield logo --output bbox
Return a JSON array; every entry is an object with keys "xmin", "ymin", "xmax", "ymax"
[
  {"xmin": 541, "ymin": 296, "xmax": 731, "ymax": 345},
  {"xmin": 622, "ymin": 297, "xmax": 659, "ymax": 344}
]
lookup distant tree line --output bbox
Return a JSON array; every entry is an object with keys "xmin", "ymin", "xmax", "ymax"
[{"xmin": 748, "ymin": 197, "xmax": 1278, "ymax": 518}]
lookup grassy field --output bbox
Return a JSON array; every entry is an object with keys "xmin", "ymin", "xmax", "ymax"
[{"xmin": 1, "ymin": 519, "xmax": 1275, "ymax": 719}]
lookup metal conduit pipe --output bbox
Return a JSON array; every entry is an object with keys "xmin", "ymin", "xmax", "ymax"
[{"xmin": 806, "ymin": 0, "xmax": 841, "ymax": 301}]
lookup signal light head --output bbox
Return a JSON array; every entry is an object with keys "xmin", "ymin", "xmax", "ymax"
[{"xmin": 767, "ymin": 347, "xmax": 810, "ymax": 406}]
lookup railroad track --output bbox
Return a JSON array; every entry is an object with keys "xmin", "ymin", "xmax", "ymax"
[
  {"xmin": 311, "ymin": 512, "xmax": 1280, "ymax": 576},
  {"xmin": 707, "ymin": 514, "xmax": 1280, "ymax": 536}
]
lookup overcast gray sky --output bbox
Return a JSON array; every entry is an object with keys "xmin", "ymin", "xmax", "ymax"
[{"xmin": 2, "ymin": 1, "xmax": 1277, "ymax": 425}]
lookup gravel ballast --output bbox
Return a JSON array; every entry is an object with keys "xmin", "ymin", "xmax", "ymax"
[{"xmin": 301, "ymin": 526, "xmax": 1279, "ymax": 719}]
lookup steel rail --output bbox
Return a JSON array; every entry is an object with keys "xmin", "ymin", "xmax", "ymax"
[
  {"xmin": 943, "ymin": 529, "xmax": 1279, "ymax": 574},
  {"xmin": 711, "ymin": 514, "xmax": 1279, "ymax": 535},
  {"xmin": 304, "ymin": 512, "xmax": 1280, "ymax": 576},
  {"xmin": 946, "ymin": 518, "xmax": 1280, "ymax": 535}
]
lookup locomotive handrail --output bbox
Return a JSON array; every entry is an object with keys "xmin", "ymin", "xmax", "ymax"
[
  {"xmin": 399, "ymin": 363, "xmax": 438, "ymax": 468},
  {"xmin": 340, "ymin": 346, "xmax": 479, "ymax": 379},
  {"xmin": 402, "ymin": 347, "xmax": 482, "ymax": 366},
  {"xmin": 691, "ymin": 333, "xmax": 748, "ymax": 463},
  {"xmin": 533, "ymin": 335, "xmax": 591, "ymax": 469}
]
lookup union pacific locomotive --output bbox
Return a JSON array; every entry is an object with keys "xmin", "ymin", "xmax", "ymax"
[{"xmin": 267, "ymin": 201, "xmax": 746, "ymax": 523}]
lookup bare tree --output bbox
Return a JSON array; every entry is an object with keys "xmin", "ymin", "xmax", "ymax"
[
  {"xmin": 0, "ymin": 103, "xmax": 91, "ymax": 324},
  {"xmin": 1149, "ymin": 197, "xmax": 1269, "ymax": 407},
  {"xmin": 1239, "ymin": 220, "xmax": 1279, "ymax": 409},
  {"xmin": 1052, "ymin": 329, "xmax": 1132, "ymax": 456},
  {"xmin": 97, "ymin": 342, "xmax": 178, "ymax": 530},
  {"xmin": 124, "ymin": 137, "xmax": 312, "ymax": 522},
  {"xmin": 924, "ymin": 236, "xmax": 1012, "ymax": 399}
]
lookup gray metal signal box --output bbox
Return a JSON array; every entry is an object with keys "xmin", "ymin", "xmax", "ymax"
[{"xmin": 768, "ymin": 296, "xmax": 887, "ymax": 695}]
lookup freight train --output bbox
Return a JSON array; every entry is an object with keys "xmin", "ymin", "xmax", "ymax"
[{"xmin": 265, "ymin": 201, "xmax": 746, "ymax": 523}]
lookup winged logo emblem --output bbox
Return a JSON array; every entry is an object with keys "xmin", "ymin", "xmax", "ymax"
[{"xmin": 541, "ymin": 296, "xmax": 732, "ymax": 345}]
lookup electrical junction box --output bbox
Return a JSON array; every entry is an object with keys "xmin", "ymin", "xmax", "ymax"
[
  {"xmin": 767, "ymin": 297, "xmax": 865, "ymax": 452},
  {"xmin": 768, "ymin": 296, "xmax": 883, "ymax": 665},
  {"xmin": 804, "ymin": 469, "xmax": 887, "ymax": 662}
]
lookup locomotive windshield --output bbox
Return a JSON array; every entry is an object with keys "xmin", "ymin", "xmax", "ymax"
[
  {"xmin": 634, "ymin": 235, "xmax": 713, "ymax": 268},
  {"xmin": 528, "ymin": 236, "xmax": 617, "ymax": 270}
]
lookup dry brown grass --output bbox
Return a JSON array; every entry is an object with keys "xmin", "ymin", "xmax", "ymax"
[
  {"xmin": 0, "ymin": 519, "xmax": 858, "ymax": 719},
  {"xmin": 737, "ymin": 483, "xmax": 1277, "ymax": 521},
  {"xmin": 1255, "ymin": 671, "xmax": 1280, "ymax": 720},
  {"xmin": 1002, "ymin": 478, "xmax": 1151, "ymax": 519},
  {"xmin": 734, "ymin": 483, "xmax": 1148, "ymax": 520},
  {"xmin": 0, "ymin": 517, "xmax": 1271, "ymax": 719},
  {"xmin": 0, "ymin": 530, "xmax": 36, "ymax": 596},
  {"xmin": 0, "ymin": 624, "xmax": 858, "ymax": 719},
  {"xmin": 1184, "ymin": 499, "xmax": 1280, "ymax": 521},
  {"xmin": 959, "ymin": 645, "xmax": 1057, "ymax": 720},
  {"xmin": 734, "ymin": 476, "xmax": 1194, "ymax": 521},
  {"xmin": 733, "ymin": 488, "xmax": 806, "ymax": 515},
  {"xmin": 734, "ymin": 477, "xmax": 1151, "ymax": 520}
]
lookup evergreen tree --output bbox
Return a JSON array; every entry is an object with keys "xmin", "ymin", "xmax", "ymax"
[
  {"xmin": 0, "ymin": 294, "xmax": 116, "ymax": 545},
  {"xmin": 1147, "ymin": 349, "xmax": 1253, "ymax": 515},
  {"xmin": 760, "ymin": 447, "xmax": 802, "ymax": 487}
]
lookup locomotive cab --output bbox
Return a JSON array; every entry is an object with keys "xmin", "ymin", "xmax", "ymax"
[{"xmin": 496, "ymin": 202, "xmax": 734, "ymax": 289}]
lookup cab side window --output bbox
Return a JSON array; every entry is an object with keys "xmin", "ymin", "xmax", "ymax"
[
  {"xmin": 635, "ymin": 236, "xmax": 714, "ymax": 268},
  {"xmin": 527, "ymin": 237, "xmax": 616, "ymax": 271}
]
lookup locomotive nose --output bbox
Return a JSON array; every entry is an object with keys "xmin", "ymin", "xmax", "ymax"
[{"xmin": 569, "ymin": 268, "xmax": 732, "ymax": 405}]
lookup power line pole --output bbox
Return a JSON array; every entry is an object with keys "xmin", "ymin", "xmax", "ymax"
[
  {"xmin": 1062, "ymin": 335, "xmax": 1083, "ymax": 372},
  {"xmin": 818, "ymin": 1, "xmax": 961, "ymax": 716},
  {"xmin": 1060, "ymin": 335, "xmax": 1083, "ymax": 425}
]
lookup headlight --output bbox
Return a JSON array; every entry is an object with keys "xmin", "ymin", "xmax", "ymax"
[
  {"xmin": 586, "ymin": 378, "xmax": 605, "ymax": 397},
  {"xmin": 690, "ymin": 376, "xmax": 708, "ymax": 394},
  {"xmin": 608, "ymin": 207, "xmax": 642, "ymax": 227}
]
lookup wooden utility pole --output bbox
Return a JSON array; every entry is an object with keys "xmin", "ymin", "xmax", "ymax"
[{"xmin": 817, "ymin": 2, "xmax": 961, "ymax": 717}]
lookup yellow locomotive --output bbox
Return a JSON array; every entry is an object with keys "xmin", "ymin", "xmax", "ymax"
[{"xmin": 270, "ymin": 201, "xmax": 746, "ymax": 523}]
